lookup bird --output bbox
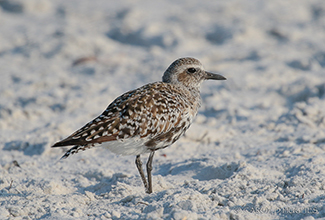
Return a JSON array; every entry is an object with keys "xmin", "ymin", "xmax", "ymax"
[{"xmin": 52, "ymin": 57, "xmax": 226, "ymax": 194}]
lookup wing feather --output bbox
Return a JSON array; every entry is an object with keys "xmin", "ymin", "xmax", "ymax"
[{"xmin": 52, "ymin": 83, "xmax": 192, "ymax": 153}]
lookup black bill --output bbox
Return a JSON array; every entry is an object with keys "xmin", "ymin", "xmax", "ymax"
[{"xmin": 205, "ymin": 71, "xmax": 226, "ymax": 80}]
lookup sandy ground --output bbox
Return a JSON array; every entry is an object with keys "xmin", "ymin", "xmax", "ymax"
[{"xmin": 1, "ymin": 0, "xmax": 325, "ymax": 219}]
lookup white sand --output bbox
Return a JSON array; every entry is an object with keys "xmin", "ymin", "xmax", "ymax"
[{"xmin": 1, "ymin": 0, "xmax": 325, "ymax": 219}]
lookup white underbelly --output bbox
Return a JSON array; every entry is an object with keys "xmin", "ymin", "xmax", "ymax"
[{"xmin": 99, "ymin": 137, "xmax": 150, "ymax": 155}]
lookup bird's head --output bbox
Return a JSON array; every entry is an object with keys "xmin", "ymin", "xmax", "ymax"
[{"xmin": 162, "ymin": 57, "xmax": 226, "ymax": 88}]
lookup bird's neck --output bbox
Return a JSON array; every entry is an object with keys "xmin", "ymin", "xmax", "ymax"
[{"xmin": 178, "ymin": 84, "xmax": 202, "ymax": 110}]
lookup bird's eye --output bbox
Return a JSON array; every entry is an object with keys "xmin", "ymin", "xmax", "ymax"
[{"xmin": 187, "ymin": 68, "xmax": 196, "ymax": 73}]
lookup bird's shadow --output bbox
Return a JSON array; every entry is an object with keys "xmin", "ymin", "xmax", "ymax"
[
  {"xmin": 156, "ymin": 158, "xmax": 240, "ymax": 181},
  {"xmin": 75, "ymin": 172, "xmax": 130, "ymax": 196}
]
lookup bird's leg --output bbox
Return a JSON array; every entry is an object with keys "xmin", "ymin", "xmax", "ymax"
[
  {"xmin": 135, "ymin": 155, "xmax": 148, "ymax": 190},
  {"xmin": 146, "ymin": 151, "xmax": 155, "ymax": 194}
]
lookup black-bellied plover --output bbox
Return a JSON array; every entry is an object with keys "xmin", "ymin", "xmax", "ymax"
[{"xmin": 52, "ymin": 57, "xmax": 226, "ymax": 194}]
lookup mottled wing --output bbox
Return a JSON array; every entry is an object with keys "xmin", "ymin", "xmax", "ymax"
[
  {"xmin": 113, "ymin": 83, "xmax": 193, "ymax": 150},
  {"xmin": 52, "ymin": 82, "xmax": 193, "ymax": 153}
]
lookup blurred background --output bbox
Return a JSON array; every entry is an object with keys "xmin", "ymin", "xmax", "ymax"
[
  {"xmin": 1, "ymin": 0, "xmax": 324, "ymax": 149},
  {"xmin": 0, "ymin": 0, "xmax": 325, "ymax": 219}
]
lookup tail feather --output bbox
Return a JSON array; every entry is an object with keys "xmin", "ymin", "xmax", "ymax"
[
  {"xmin": 52, "ymin": 139, "xmax": 85, "ymax": 148},
  {"xmin": 60, "ymin": 144, "xmax": 94, "ymax": 159}
]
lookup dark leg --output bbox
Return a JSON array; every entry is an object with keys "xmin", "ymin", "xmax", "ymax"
[
  {"xmin": 135, "ymin": 155, "xmax": 148, "ymax": 190},
  {"xmin": 146, "ymin": 151, "xmax": 155, "ymax": 194}
]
